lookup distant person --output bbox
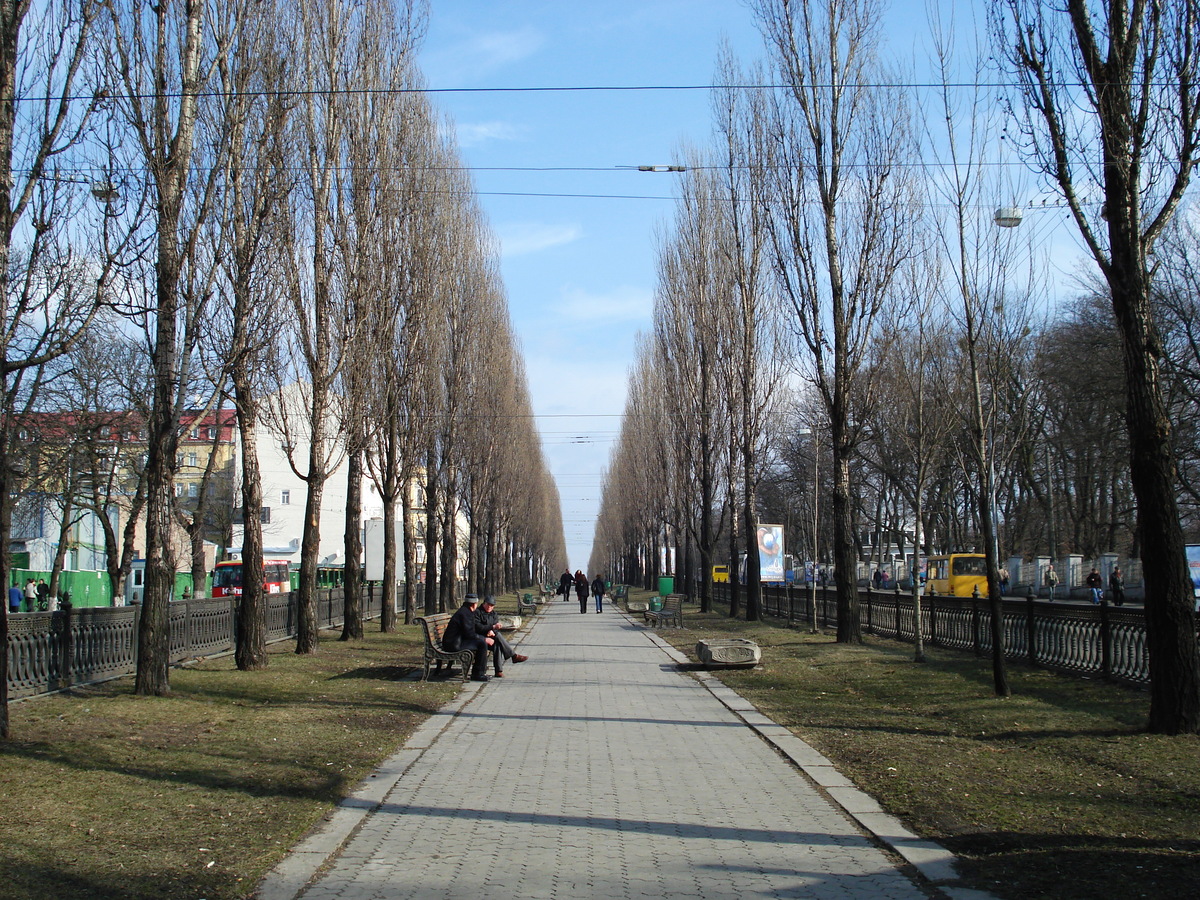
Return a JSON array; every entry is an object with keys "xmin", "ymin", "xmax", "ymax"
[
  {"xmin": 8, "ymin": 583, "xmax": 22, "ymax": 613},
  {"xmin": 24, "ymin": 578, "xmax": 37, "ymax": 611},
  {"xmin": 1109, "ymin": 566, "xmax": 1126, "ymax": 607},
  {"xmin": 872, "ymin": 567, "xmax": 883, "ymax": 589},
  {"xmin": 574, "ymin": 570, "xmax": 588, "ymax": 613},
  {"xmin": 36, "ymin": 579, "xmax": 49, "ymax": 610},
  {"xmin": 999, "ymin": 567, "xmax": 1010, "ymax": 595},
  {"xmin": 474, "ymin": 595, "xmax": 527, "ymax": 677},
  {"xmin": 1086, "ymin": 567, "xmax": 1103, "ymax": 604},
  {"xmin": 559, "ymin": 569, "xmax": 573, "ymax": 602},
  {"xmin": 591, "ymin": 574, "xmax": 606, "ymax": 613},
  {"xmin": 1044, "ymin": 564, "xmax": 1060, "ymax": 601},
  {"xmin": 442, "ymin": 595, "xmax": 491, "ymax": 682}
]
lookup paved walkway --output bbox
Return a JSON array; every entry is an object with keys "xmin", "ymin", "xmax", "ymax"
[{"xmin": 259, "ymin": 600, "xmax": 989, "ymax": 900}]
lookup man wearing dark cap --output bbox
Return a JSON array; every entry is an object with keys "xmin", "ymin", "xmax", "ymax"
[
  {"xmin": 475, "ymin": 595, "xmax": 528, "ymax": 677},
  {"xmin": 442, "ymin": 594, "xmax": 491, "ymax": 682}
]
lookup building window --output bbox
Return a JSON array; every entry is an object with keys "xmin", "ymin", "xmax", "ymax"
[
  {"xmin": 187, "ymin": 483, "xmax": 198, "ymax": 498},
  {"xmin": 187, "ymin": 452, "xmax": 197, "ymax": 468},
  {"xmin": 174, "ymin": 483, "xmax": 183, "ymax": 497},
  {"xmin": 260, "ymin": 507, "xmax": 271, "ymax": 524},
  {"xmin": 280, "ymin": 490, "xmax": 290, "ymax": 505},
  {"xmin": 176, "ymin": 453, "xmax": 184, "ymax": 467},
  {"xmin": 207, "ymin": 427, "xmax": 216, "ymax": 440}
]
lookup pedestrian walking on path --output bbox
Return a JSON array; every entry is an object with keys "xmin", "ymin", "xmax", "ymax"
[
  {"xmin": 591, "ymin": 574, "xmax": 606, "ymax": 612},
  {"xmin": 261, "ymin": 600, "xmax": 968, "ymax": 900},
  {"xmin": 574, "ymin": 569, "xmax": 588, "ymax": 613}
]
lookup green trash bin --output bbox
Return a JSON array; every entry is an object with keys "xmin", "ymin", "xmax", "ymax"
[
  {"xmin": 524, "ymin": 592, "xmax": 533, "ymax": 604},
  {"xmin": 649, "ymin": 596, "xmax": 664, "ymax": 611},
  {"xmin": 657, "ymin": 576, "xmax": 675, "ymax": 597}
]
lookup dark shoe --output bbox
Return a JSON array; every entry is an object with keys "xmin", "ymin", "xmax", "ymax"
[
  {"xmin": 512, "ymin": 654, "xmax": 528, "ymax": 663},
  {"xmin": 471, "ymin": 674, "xmax": 490, "ymax": 682}
]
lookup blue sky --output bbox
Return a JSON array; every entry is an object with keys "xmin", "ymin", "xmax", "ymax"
[{"xmin": 417, "ymin": 1, "xmax": 1081, "ymax": 572}]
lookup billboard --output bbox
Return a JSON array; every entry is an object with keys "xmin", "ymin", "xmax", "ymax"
[
  {"xmin": 757, "ymin": 524, "xmax": 785, "ymax": 584},
  {"xmin": 1187, "ymin": 545, "xmax": 1200, "ymax": 603}
]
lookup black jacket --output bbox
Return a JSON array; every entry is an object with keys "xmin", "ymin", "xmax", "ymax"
[
  {"xmin": 443, "ymin": 603, "xmax": 480, "ymax": 650},
  {"xmin": 473, "ymin": 606, "xmax": 499, "ymax": 636},
  {"xmin": 591, "ymin": 577, "xmax": 605, "ymax": 596}
]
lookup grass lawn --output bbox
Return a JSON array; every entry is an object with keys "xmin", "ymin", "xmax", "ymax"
[
  {"xmin": 0, "ymin": 620, "xmax": 461, "ymax": 900},
  {"xmin": 639, "ymin": 589, "xmax": 1200, "ymax": 900},
  {"xmin": 3, "ymin": 590, "xmax": 1197, "ymax": 899}
]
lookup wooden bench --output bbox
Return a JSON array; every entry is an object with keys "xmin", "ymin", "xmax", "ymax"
[
  {"xmin": 517, "ymin": 592, "xmax": 538, "ymax": 616},
  {"xmin": 416, "ymin": 613, "xmax": 476, "ymax": 683},
  {"xmin": 645, "ymin": 595, "xmax": 684, "ymax": 628}
]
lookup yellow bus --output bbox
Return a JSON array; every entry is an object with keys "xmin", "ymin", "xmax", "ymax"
[
  {"xmin": 924, "ymin": 553, "xmax": 988, "ymax": 597},
  {"xmin": 711, "ymin": 565, "xmax": 729, "ymax": 583}
]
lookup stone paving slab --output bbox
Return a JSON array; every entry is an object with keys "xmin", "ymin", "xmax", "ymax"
[{"xmin": 258, "ymin": 601, "xmax": 991, "ymax": 900}]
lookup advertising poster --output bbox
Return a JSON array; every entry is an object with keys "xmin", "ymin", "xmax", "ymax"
[
  {"xmin": 1187, "ymin": 545, "xmax": 1200, "ymax": 604},
  {"xmin": 757, "ymin": 524, "xmax": 785, "ymax": 583}
]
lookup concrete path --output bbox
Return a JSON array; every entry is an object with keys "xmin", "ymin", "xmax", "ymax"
[{"xmin": 259, "ymin": 600, "xmax": 988, "ymax": 900}]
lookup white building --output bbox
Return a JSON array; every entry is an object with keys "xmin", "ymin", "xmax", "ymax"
[{"xmin": 229, "ymin": 383, "xmax": 469, "ymax": 583}]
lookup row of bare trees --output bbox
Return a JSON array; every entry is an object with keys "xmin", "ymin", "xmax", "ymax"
[
  {"xmin": 0, "ymin": 0, "xmax": 566, "ymax": 738},
  {"xmin": 593, "ymin": 0, "xmax": 1200, "ymax": 733}
]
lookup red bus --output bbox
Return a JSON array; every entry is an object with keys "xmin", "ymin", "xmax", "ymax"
[{"xmin": 211, "ymin": 559, "xmax": 291, "ymax": 598}]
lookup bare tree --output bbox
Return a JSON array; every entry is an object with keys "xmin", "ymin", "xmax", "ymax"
[
  {"xmin": 751, "ymin": 0, "xmax": 921, "ymax": 641},
  {"xmin": 653, "ymin": 151, "xmax": 733, "ymax": 613},
  {"xmin": 0, "ymin": 0, "xmax": 115, "ymax": 735},
  {"xmin": 103, "ymin": 0, "xmax": 239, "ymax": 694},
  {"xmin": 996, "ymin": 0, "xmax": 1200, "ymax": 733},
  {"xmin": 208, "ymin": 0, "xmax": 293, "ymax": 669}
]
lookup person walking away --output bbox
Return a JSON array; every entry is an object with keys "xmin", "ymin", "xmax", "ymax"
[
  {"xmin": 1044, "ymin": 564, "xmax": 1059, "ymax": 601},
  {"xmin": 574, "ymin": 570, "xmax": 588, "ymax": 613},
  {"xmin": 999, "ymin": 567, "xmax": 1010, "ymax": 595},
  {"xmin": 559, "ymin": 569, "xmax": 573, "ymax": 602},
  {"xmin": 1109, "ymin": 566, "xmax": 1126, "ymax": 607},
  {"xmin": 474, "ymin": 595, "xmax": 528, "ymax": 677},
  {"xmin": 591, "ymin": 574, "xmax": 606, "ymax": 613},
  {"xmin": 1086, "ymin": 567, "xmax": 1103, "ymax": 604},
  {"xmin": 8, "ymin": 582, "xmax": 22, "ymax": 613},
  {"xmin": 24, "ymin": 579, "xmax": 37, "ymax": 612},
  {"xmin": 442, "ymin": 595, "xmax": 492, "ymax": 682}
]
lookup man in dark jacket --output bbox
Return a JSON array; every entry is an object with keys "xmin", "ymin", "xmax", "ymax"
[
  {"xmin": 442, "ymin": 595, "xmax": 490, "ymax": 682},
  {"xmin": 590, "ymin": 575, "xmax": 606, "ymax": 613},
  {"xmin": 474, "ymin": 595, "xmax": 528, "ymax": 677}
]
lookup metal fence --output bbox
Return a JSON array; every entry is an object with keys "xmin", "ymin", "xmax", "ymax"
[
  {"xmin": 5, "ymin": 587, "xmax": 386, "ymax": 701},
  {"xmin": 711, "ymin": 583, "xmax": 1194, "ymax": 686}
]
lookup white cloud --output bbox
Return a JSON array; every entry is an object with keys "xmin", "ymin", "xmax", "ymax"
[
  {"xmin": 556, "ymin": 285, "xmax": 653, "ymax": 324},
  {"xmin": 424, "ymin": 27, "xmax": 545, "ymax": 84},
  {"xmin": 455, "ymin": 120, "xmax": 523, "ymax": 147},
  {"xmin": 499, "ymin": 222, "xmax": 582, "ymax": 257}
]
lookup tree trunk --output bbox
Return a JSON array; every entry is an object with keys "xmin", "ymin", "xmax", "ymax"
[
  {"xmin": 401, "ymin": 487, "xmax": 417, "ymax": 626},
  {"xmin": 295, "ymin": 464, "xmax": 325, "ymax": 654},
  {"xmin": 381, "ymin": 489, "xmax": 397, "ymax": 633},
  {"xmin": 832, "ymin": 437, "xmax": 861, "ymax": 644},
  {"xmin": 233, "ymin": 375, "xmax": 267, "ymax": 670},
  {"xmin": 1113, "ymin": 260, "xmax": 1200, "ymax": 732},
  {"xmin": 340, "ymin": 444, "xmax": 363, "ymax": 640}
]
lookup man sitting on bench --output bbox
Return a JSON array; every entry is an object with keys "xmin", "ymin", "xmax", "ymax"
[
  {"xmin": 475, "ymin": 595, "xmax": 528, "ymax": 677},
  {"xmin": 443, "ymin": 595, "xmax": 492, "ymax": 682}
]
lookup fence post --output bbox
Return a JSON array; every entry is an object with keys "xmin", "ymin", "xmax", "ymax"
[
  {"xmin": 1100, "ymin": 597, "xmax": 1112, "ymax": 679},
  {"xmin": 971, "ymin": 590, "xmax": 982, "ymax": 657},
  {"xmin": 1026, "ymin": 585, "xmax": 1037, "ymax": 664},
  {"xmin": 895, "ymin": 584, "xmax": 902, "ymax": 640},
  {"xmin": 865, "ymin": 588, "xmax": 873, "ymax": 633}
]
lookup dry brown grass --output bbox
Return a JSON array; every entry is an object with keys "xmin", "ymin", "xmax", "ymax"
[
  {"xmin": 0, "ymin": 624, "xmax": 459, "ymax": 899},
  {"xmin": 641, "ymin": 590, "xmax": 1200, "ymax": 900}
]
